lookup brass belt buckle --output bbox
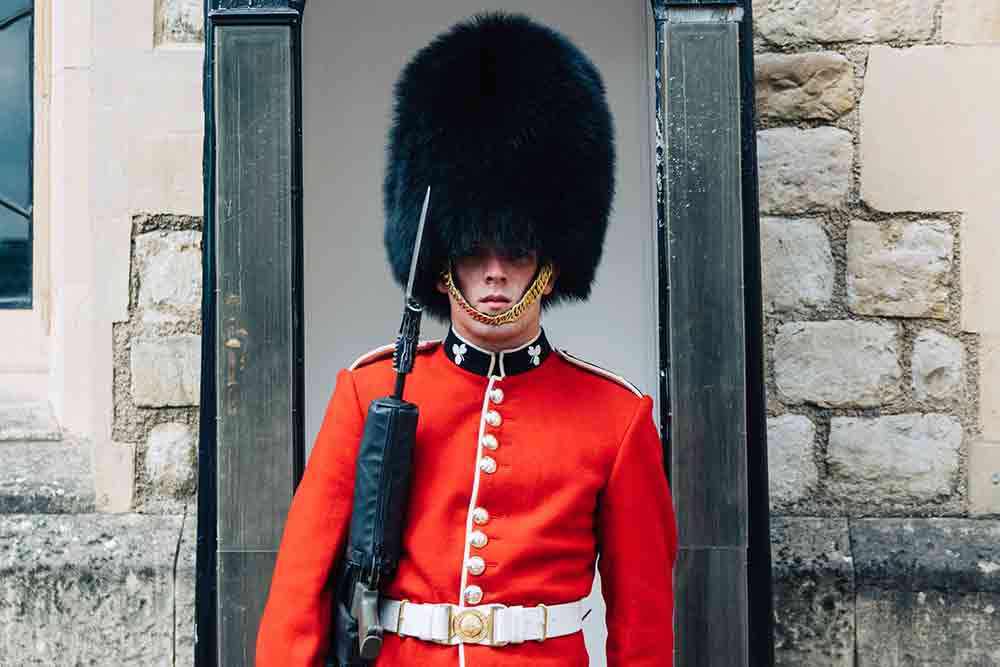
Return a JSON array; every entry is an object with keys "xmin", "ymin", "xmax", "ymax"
[{"xmin": 451, "ymin": 608, "xmax": 490, "ymax": 643}]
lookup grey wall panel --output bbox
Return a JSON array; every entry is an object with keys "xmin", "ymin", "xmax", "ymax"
[{"xmin": 301, "ymin": 1, "xmax": 659, "ymax": 446}]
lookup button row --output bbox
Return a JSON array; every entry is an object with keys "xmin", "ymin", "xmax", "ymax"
[{"xmin": 463, "ymin": 386, "xmax": 505, "ymax": 609}]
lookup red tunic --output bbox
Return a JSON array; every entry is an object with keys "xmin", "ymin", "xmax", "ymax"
[{"xmin": 256, "ymin": 329, "xmax": 678, "ymax": 666}]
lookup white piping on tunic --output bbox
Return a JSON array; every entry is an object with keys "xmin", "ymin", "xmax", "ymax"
[
  {"xmin": 348, "ymin": 339, "xmax": 441, "ymax": 371},
  {"xmin": 456, "ymin": 372, "xmax": 502, "ymax": 667},
  {"xmin": 556, "ymin": 349, "xmax": 643, "ymax": 397}
]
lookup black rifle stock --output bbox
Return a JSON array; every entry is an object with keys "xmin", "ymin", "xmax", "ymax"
[{"xmin": 330, "ymin": 300, "xmax": 423, "ymax": 666}]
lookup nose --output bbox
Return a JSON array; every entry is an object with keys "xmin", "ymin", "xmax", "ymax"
[{"xmin": 482, "ymin": 251, "xmax": 507, "ymax": 284}]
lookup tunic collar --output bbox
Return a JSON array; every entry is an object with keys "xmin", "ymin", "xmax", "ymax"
[{"xmin": 444, "ymin": 327, "xmax": 552, "ymax": 378}]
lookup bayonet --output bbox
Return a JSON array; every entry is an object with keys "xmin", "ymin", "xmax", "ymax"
[
  {"xmin": 392, "ymin": 187, "xmax": 431, "ymax": 394},
  {"xmin": 405, "ymin": 186, "xmax": 431, "ymax": 304}
]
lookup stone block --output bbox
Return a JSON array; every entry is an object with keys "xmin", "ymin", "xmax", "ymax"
[
  {"xmin": 981, "ymin": 336, "xmax": 1000, "ymax": 440},
  {"xmin": 145, "ymin": 422, "xmax": 195, "ymax": 497},
  {"xmin": 857, "ymin": 590, "xmax": 1000, "ymax": 666},
  {"xmin": 135, "ymin": 229, "xmax": 202, "ymax": 323},
  {"xmin": 175, "ymin": 511, "xmax": 196, "ymax": 666},
  {"xmin": 756, "ymin": 0, "xmax": 937, "ymax": 45},
  {"xmin": 961, "ymin": 205, "xmax": 1000, "ymax": 334},
  {"xmin": 0, "ymin": 401, "xmax": 61, "ymax": 441},
  {"xmin": 761, "ymin": 217, "xmax": 834, "ymax": 314},
  {"xmin": 155, "ymin": 0, "xmax": 204, "ymax": 46},
  {"xmin": 131, "ymin": 335, "xmax": 201, "ymax": 407},
  {"xmin": 758, "ymin": 128, "xmax": 852, "ymax": 215},
  {"xmin": 969, "ymin": 440, "xmax": 1000, "ymax": 516},
  {"xmin": 0, "ymin": 439, "xmax": 95, "ymax": 514},
  {"xmin": 828, "ymin": 414, "xmax": 962, "ymax": 503},
  {"xmin": 774, "ymin": 321, "xmax": 901, "ymax": 407},
  {"xmin": 95, "ymin": 441, "xmax": 136, "ymax": 513},
  {"xmin": 853, "ymin": 518, "xmax": 1000, "ymax": 666},
  {"xmin": 911, "ymin": 329, "xmax": 965, "ymax": 402},
  {"xmin": 771, "ymin": 518, "xmax": 854, "ymax": 667},
  {"xmin": 128, "ymin": 132, "xmax": 204, "ymax": 217},
  {"xmin": 767, "ymin": 415, "xmax": 818, "ymax": 507},
  {"xmin": 755, "ymin": 52, "xmax": 856, "ymax": 121},
  {"xmin": 942, "ymin": 0, "xmax": 1000, "ymax": 44},
  {"xmin": 847, "ymin": 220, "xmax": 953, "ymax": 319},
  {"xmin": 860, "ymin": 47, "xmax": 1000, "ymax": 214},
  {"xmin": 0, "ymin": 513, "xmax": 185, "ymax": 665}
]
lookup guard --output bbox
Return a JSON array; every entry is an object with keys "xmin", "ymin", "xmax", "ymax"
[{"xmin": 256, "ymin": 12, "xmax": 678, "ymax": 666}]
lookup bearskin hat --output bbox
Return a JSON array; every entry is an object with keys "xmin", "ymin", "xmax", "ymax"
[{"xmin": 383, "ymin": 11, "xmax": 616, "ymax": 320}]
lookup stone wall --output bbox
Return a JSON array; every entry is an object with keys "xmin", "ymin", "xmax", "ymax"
[
  {"xmin": 756, "ymin": 0, "xmax": 1000, "ymax": 663},
  {"xmin": 756, "ymin": 1, "xmax": 978, "ymax": 520},
  {"xmin": 113, "ymin": 213, "xmax": 202, "ymax": 513}
]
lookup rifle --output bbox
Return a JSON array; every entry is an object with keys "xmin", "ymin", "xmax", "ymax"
[{"xmin": 330, "ymin": 188, "xmax": 431, "ymax": 667}]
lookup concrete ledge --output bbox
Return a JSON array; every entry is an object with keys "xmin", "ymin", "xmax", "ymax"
[
  {"xmin": 0, "ymin": 440, "xmax": 95, "ymax": 513},
  {"xmin": 853, "ymin": 518, "xmax": 1000, "ymax": 592},
  {"xmin": 773, "ymin": 517, "xmax": 1000, "ymax": 667},
  {"xmin": 0, "ymin": 513, "xmax": 193, "ymax": 666},
  {"xmin": 772, "ymin": 517, "xmax": 854, "ymax": 667},
  {"xmin": 0, "ymin": 403, "xmax": 61, "ymax": 441},
  {"xmin": 853, "ymin": 519, "xmax": 1000, "ymax": 665}
]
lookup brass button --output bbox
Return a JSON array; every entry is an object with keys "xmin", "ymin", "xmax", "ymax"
[
  {"xmin": 470, "ymin": 530, "xmax": 488, "ymax": 548},
  {"xmin": 466, "ymin": 556, "xmax": 486, "ymax": 575},
  {"xmin": 472, "ymin": 507, "xmax": 490, "ymax": 525},
  {"xmin": 485, "ymin": 410, "xmax": 502, "ymax": 427},
  {"xmin": 482, "ymin": 434, "xmax": 498, "ymax": 451},
  {"xmin": 479, "ymin": 456, "xmax": 497, "ymax": 474},
  {"xmin": 464, "ymin": 585, "xmax": 484, "ymax": 605},
  {"xmin": 489, "ymin": 388, "xmax": 504, "ymax": 405}
]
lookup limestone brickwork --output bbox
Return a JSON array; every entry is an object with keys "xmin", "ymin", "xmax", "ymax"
[
  {"xmin": 112, "ymin": 214, "xmax": 201, "ymax": 514},
  {"xmin": 756, "ymin": 0, "xmax": 1000, "ymax": 663}
]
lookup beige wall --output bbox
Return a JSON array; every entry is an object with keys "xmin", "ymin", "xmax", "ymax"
[{"xmin": 1, "ymin": 0, "xmax": 203, "ymax": 509}]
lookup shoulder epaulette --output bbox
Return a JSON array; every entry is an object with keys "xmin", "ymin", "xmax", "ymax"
[
  {"xmin": 349, "ymin": 340, "xmax": 441, "ymax": 371},
  {"xmin": 556, "ymin": 349, "xmax": 643, "ymax": 397}
]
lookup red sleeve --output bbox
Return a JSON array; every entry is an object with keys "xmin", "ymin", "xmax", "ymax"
[
  {"xmin": 597, "ymin": 396, "xmax": 678, "ymax": 666},
  {"xmin": 256, "ymin": 369, "xmax": 366, "ymax": 666}
]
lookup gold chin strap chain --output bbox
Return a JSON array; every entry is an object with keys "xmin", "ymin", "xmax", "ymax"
[{"xmin": 442, "ymin": 261, "xmax": 554, "ymax": 326}]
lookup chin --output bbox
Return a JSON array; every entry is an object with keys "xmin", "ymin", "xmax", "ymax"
[{"xmin": 450, "ymin": 304, "xmax": 541, "ymax": 350}]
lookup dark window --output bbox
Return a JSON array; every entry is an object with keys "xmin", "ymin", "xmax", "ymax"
[{"xmin": 0, "ymin": 0, "xmax": 33, "ymax": 308}]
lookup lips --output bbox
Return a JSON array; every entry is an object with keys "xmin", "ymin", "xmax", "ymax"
[{"xmin": 479, "ymin": 295, "xmax": 511, "ymax": 304}]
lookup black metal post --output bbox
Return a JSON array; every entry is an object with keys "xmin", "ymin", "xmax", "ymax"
[
  {"xmin": 653, "ymin": 1, "xmax": 773, "ymax": 665},
  {"xmin": 196, "ymin": 2, "xmax": 306, "ymax": 665}
]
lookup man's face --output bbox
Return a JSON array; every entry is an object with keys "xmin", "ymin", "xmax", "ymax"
[{"xmin": 437, "ymin": 246, "xmax": 555, "ymax": 350}]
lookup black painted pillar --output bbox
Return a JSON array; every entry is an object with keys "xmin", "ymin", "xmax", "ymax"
[
  {"xmin": 653, "ymin": 2, "xmax": 773, "ymax": 666},
  {"xmin": 197, "ymin": 2, "xmax": 306, "ymax": 665}
]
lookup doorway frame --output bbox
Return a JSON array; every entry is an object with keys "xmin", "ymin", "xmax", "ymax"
[{"xmin": 196, "ymin": 1, "xmax": 773, "ymax": 665}]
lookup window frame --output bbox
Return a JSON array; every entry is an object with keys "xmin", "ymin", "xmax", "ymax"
[{"xmin": 0, "ymin": 0, "xmax": 35, "ymax": 310}]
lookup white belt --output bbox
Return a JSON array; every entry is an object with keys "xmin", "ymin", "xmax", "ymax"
[{"xmin": 378, "ymin": 597, "xmax": 586, "ymax": 646}]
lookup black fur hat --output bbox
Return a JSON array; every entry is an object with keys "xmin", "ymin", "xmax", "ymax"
[{"xmin": 383, "ymin": 11, "xmax": 615, "ymax": 320}]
